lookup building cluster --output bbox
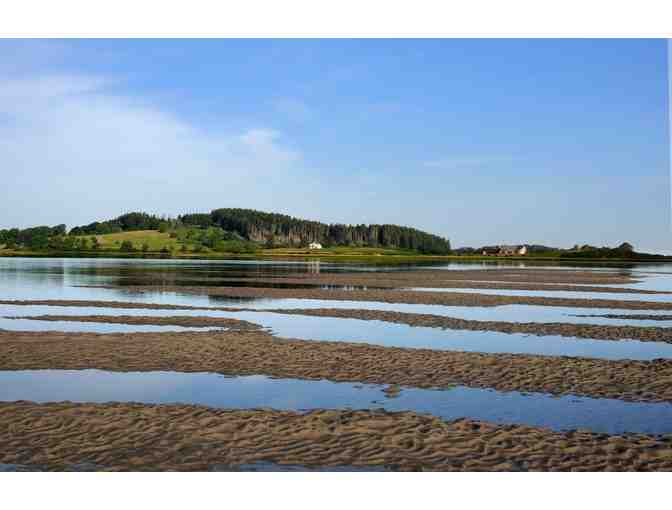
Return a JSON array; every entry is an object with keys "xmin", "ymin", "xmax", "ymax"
[{"xmin": 481, "ymin": 245, "xmax": 528, "ymax": 256}]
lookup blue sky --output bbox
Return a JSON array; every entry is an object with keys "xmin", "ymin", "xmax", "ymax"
[{"xmin": 0, "ymin": 39, "xmax": 669, "ymax": 250}]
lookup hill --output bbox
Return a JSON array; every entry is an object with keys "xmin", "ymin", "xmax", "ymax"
[
  {"xmin": 68, "ymin": 208, "xmax": 452, "ymax": 254},
  {"xmin": 1, "ymin": 208, "xmax": 451, "ymax": 256}
]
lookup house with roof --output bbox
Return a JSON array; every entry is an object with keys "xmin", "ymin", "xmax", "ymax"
[
  {"xmin": 482, "ymin": 245, "xmax": 528, "ymax": 256},
  {"xmin": 499, "ymin": 245, "xmax": 528, "ymax": 256}
]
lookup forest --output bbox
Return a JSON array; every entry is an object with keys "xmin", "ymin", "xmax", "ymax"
[
  {"xmin": 1, "ymin": 208, "xmax": 452, "ymax": 255},
  {"xmin": 184, "ymin": 208, "xmax": 452, "ymax": 254},
  {"xmin": 69, "ymin": 212, "xmax": 167, "ymax": 236}
]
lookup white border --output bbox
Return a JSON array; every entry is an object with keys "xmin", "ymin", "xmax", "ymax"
[
  {"xmin": 1, "ymin": 0, "xmax": 671, "ymax": 37},
  {"xmin": 3, "ymin": 472, "xmax": 672, "ymax": 509},
  {"xmin": 2, "ymin": 2, "xmax": 672, "ymax": 509}
]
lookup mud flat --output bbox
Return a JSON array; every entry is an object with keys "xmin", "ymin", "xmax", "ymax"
[
  {"xmin": 246, "ymin": 268, "xmax": 642, "ymax": 285},
  {"xmin": 7, "ymin": 299, "xmax": 672, "ymax": 344},
  {"xmin": 210, "ymin": 276, "xmax": 664, "ymax": 295},
  {"xmin": 68, "ymin": 267, "xmax": 642, "ymax": 285},
  {"xmin": 2, "ymin": 329, "xmax": 672, "ymax": 403},
  {"xmin": 78, "ymin": 284, "xmax": 672, "ymax": 311},
  {"xmin": 571, "ymin": 313, "xmax": 672, "ymax": 321},
  {"xmin": 1, "ymin": 402, "xmax": 671, "ymax": 471},
  {"xmin": 256, "ymin": 308, "xmax": 672, "ymax": 344},
  {"xmin": 0, "ymin": 299, "xmax": 210, "ymax": 311},
  {"xmin": 10, "ymin": 309, "xmax": 672, "ymax": 344},
  {"xmin": 3, "ymin": 314, "xmax": 262, "ymax": 330}
]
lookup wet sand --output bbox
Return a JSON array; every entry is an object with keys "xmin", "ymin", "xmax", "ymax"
[
  {"xmin": 3, "ymin": 314, "xmax": 262, "ymax": 330},
  {"xmin": 2, "ymin": 402, "xmax": 671, "ymax": 471},
  {"xmin": 255, "ymin": 308, "xmax": 672, "ymax": 344},
  {"xmin": 0, "ymin": 299, "xmax": 213, "ymax": 310},
  {"xmin": 97, "ymin": 272, "xmax": 664, "ymax": 294},
  {"xmin": 78, "ymin": 284, "xmax": 672, "ymax": 311},
  {"xmin": 209, "ymin": 276, "xmax": 665, "ymax": 295},
  {"xmin": 2, "ymin": 266, "xmax": 670, "ymax": 471},
  {"xmin": 249, "ymin": 268, "xmax": 642, "ymax": 285},
  {"xmin": 68, "ymin": 268, "xmax": 641, "ymax": 285},
  {"xmin": 2, "ymin": 329, "xmax": 672, "ymax": 403},
  {"xmin": 571, "ymin": 313, "xmax": 672, "ymax": 321},
  {"xmin": 8, "ymin": 308, "xmax": 672, "ymax": 344}
]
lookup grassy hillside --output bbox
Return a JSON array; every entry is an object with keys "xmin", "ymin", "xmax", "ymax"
[
  {"xmin": 66, "ymin": 209, "xmax": 451, "ymax": 254},
  {"xmin": 78, "ymin": 231, "xmax": 423, "ymax": 256},
  {"xmin": 80, "ymin": 230, "xmax": 181, "ymax": 251},
  {"xmin": 73, "ymin": 229, "xmax": 257, "ymax": 255}
]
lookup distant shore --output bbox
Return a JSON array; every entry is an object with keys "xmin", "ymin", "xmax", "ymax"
[{"xmin": 1, "ymin": 248, "xmax": 670, "ymax": 264}]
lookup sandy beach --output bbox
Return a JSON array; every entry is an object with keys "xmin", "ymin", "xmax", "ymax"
[
  {"xmin": 7, "ymin": 307, "xmax": 672, "ymax": 343},
  {"xmin": 2, "ymin": 328, "xmax": 672, "ymax": 402},
  {"xmin": 90, "ymin": 273, "xmax": 667, "ymax": 294},
  {"xmin": 2, "ymin": 402, "xmax": 671, "ymax": 471},
  {"xmin": 77, "ymin": 284, "xmax": 672, "ymax": 310},
  {"xmin": 3, "ymin": 265, "xmax": 672, "ymax": 471}
]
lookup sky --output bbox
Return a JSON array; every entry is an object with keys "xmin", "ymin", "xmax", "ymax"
[{"xmin": 0, "ymin": 38, "xmax": 669, "ymax": 251}]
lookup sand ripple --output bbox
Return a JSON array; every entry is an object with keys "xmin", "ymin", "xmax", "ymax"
[
  {"xmin": 2, "ymin": 329, "xmax": 672, "ymax": 403},
  {"xmin": 1, "ymin": 402, "xmax": 671, "ymax": 471}
]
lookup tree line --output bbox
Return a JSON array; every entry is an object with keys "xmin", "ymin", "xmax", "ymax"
[
  {"xmin": 182, "ymin": 208, "xmax": 452, "ymax": 254},
  {"xmin": 2, "ymin": 208, "xmax": 452, "ymax": 255},
  {"xmin": 0, "ymin": 225, "xmax": 67, "ymax": 250},
  {"xmin": 69, "ymin": 212, "xmax": 168, "ymax": 235}
]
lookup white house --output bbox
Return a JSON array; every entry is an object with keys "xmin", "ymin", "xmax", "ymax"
[
  {"xmin": 308, "ymin": 242, "xmax": 322, "ymax": 250},
  {"xmin": 483, "ymin": 245, "xmax": 528, "ymax": 256}
]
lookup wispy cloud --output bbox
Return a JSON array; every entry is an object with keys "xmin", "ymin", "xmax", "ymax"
[{"xmin": 0, "ymin": 73, "xmax": 308, "ymax": 228}]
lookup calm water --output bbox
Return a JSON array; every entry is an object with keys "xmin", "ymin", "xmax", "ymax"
[
  {"xmin": 408, "ymin": 286, "xmax": 672, "ymax": 303},
  {"xmin": 4, "ymin": 257, "xmax": 672, "ymax": 434},
  {"xmin": 2, "ymin": 369, "xmax": 672, "ymax": 435},
  {"xmin": 2, "ymin": 257, "xmax": 672, "ymax": 352},
  {"xmin": 2, "ymin": 304, "xmax": 672, "ymax": 361}
]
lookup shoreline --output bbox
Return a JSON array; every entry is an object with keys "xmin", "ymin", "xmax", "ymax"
[
  {"xmin": 3, "ymin": 262, "xmax": 672, "ymax": 471},
  {"xmin": 7, "ymin": 307, "xmax": 672, "ymax": 344},
  {"xmin": 1, "ymin": 251, "xmax": 670, "ymax": 264},
  {"xmin": 2, "ymin": 402, "xmax": 671, "ymax": 471},
  {"xmin": 77, "ymin": 284, "xmax": 672, "ymax": 311},
  {"xmin": 2, "ymin": 329, "xmax": 672, "ymax": 403},
  {"xmin": 3, "ymin": 314, "xmax": 263, "ymax": 330}
]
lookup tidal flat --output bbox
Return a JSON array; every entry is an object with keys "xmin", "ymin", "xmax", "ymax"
[
  {"xmin": 2, "ymin": 258, "xmax": 672, "ymax": 470},
  {"xmin": 2, "ymin": 402, "xmax": 672, "ymax": 471}
]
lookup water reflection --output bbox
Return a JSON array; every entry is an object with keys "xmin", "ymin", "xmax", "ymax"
[
  {"xmin": 408, "ymin": 286, "xmax": 672, "ymax": 303},
  {"xmin": 2, "ymin": 369, "xmax": 672, "ymax": 435},
  {"xmin": 2, "ymin": 304, "xmax": 672, "ymax": 361}
]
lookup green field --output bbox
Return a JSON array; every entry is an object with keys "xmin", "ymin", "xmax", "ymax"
[
  {"xmin": 71, "ymin": 231, "xmax": 427, "ymax": 257},
  {"xmin": 3, "ymin": 229, "xmax": 670, "ymax": 264},
  {"xmin": 77, "ymin": 230, "xmax": 182, "ymax": 252}
]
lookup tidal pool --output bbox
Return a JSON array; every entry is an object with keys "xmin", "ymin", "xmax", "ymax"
[
  {"xmin": 3, "ymin": 304, "xmax": 672, "ymax": 361},
  {"xmin": 2, "ymin": 369, "xmax": 672, "ymax": 435},
  {"xmin": 3, "ymin": 257, "xmax": 672, "ymax": 327},
  {"xmin": 407, "ymin": 287, "xmax": 672, "ymax": 303}
]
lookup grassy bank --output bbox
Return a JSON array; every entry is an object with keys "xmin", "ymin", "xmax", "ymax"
[
  {"xmin": 1, "ymin": 229, "xmax": 670, "ymax": 264},
  {"xmin": 1, "ymin": 248, "xmax": 671, "ymax": 266}
]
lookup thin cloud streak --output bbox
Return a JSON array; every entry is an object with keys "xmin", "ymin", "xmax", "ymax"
[{"xmin": 0, "ymin": 74, "xmax": 310, "ymax": 229}]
